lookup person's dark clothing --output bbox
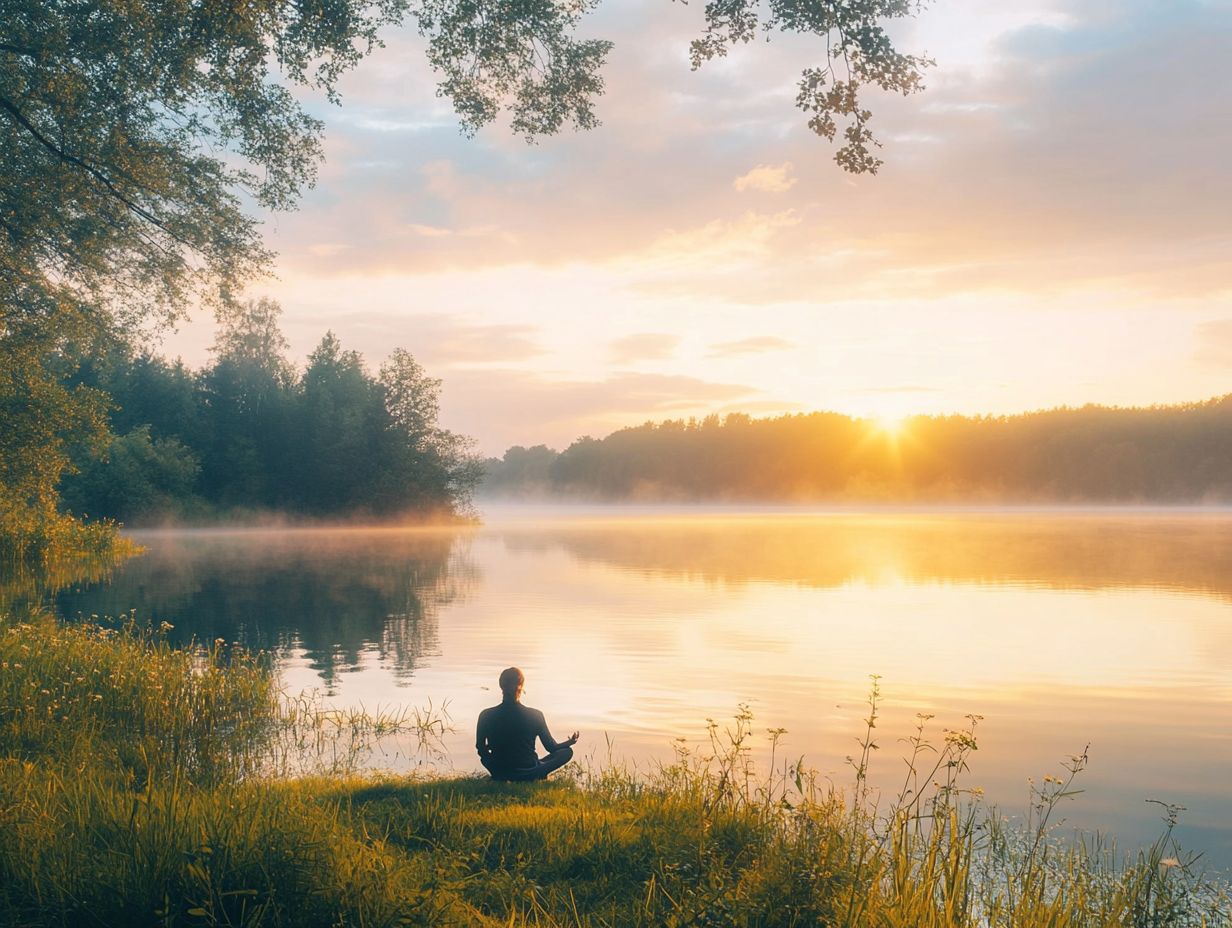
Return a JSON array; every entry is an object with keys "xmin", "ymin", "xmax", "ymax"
[
  {"xmin": 479, "ymin": 746, "xmax": 574, "ymax": 782},
  {"xmin": 476, "ymin": 699, "xmax": 574, "ymax": 781}
]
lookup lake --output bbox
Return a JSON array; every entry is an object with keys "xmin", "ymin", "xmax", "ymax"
[{"xmin": 53, "ymin": 506, "xmax": 1232, "ymax": 871}]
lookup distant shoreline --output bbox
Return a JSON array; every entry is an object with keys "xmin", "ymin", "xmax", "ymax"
[{"xmin": 111, "ymin": 501, "xmax": 1232, "ymax": 535}]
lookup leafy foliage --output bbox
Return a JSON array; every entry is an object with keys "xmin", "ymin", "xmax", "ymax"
[
  {"xmin": 60, "ymin": 426, "xmax": 200, "ymax": 523},
  {"xmin": 61, "ymin": 301, "xmax": 481, "ymax": 521},
  {"xmin": 0, "ymin": 0, "xmax": 552, "ymax": 550},
  {"xmin": 0, "ymin": 0, "xmax": 412, "ymax": 327},
  {"xmin": 2, "ymin": 0, "xmax": 931, "ymax": 340},
  {"xmin": 1, "ymin": 0, "xmax": 929, "ymax": 339},
  {"xmin": 416, "ymin": 0, "xmax": 614, "ymax": 139},
  {"xmin": 690, "ymin": 0, "xmax": 933, "ymax": 173},
  {"xmin": 2, "ymin": 0, "xmax": 933, "ymax": 555},
  {"xmin": 0, "ymin": 307, "xmax": 115, "ymax": 561},
  {"xmin": 1, "ymin": 0, "xmax": 414, "ymax": 555}
]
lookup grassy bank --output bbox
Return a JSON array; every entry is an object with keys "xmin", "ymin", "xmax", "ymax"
[
  {"xmin": 1, "ymin": 612, "xmax": 1228, "ymax": 927},
  {"xmin": 0, "ymin": 513, "xmax": 140, "ymax": 611},
  {"xmin": 0, "ymin": 509, "xmax": 136, "ymax": 566}
]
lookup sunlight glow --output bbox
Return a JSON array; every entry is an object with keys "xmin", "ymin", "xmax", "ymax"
[{"xmin": 872, "ymin": 413, "xmax": 908, "ymax": 437}]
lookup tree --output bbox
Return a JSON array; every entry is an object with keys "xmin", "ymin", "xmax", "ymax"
[
  {"xmin": 60, "ymin": 426, "xmax": 200, "ymax": 522},
  {"xmin": 380, "ymin": 349, "xmax": 443, "ymax": 450},
  {"xmin": 1, "ymin": 0, "xmax": 931, "ymax": 547},
  {"xmin": 103, "ymin": 354, "xmax": 200, "ymax": 445},
  {"xmin": 0, "ymin": 307, "xmax": 110, "ymax": 557},
  {"xmin": 689, "ymin": 0, "xmax": 932, "ymax": 174},
  {"xmin": 0, "ymin": 0, "xmax": 606, "ymax": 543},
  {"xmin": 378, "ymin": 348, "xmax": 482, "ymax": 514},
  {"xmin": 481, "ymin": 445, "xmax": 561, "ymax": 497},
  {"xmin": 3, "ymin": 0, "xmax": 395, "ymax": 327},
  {"xmin": 2, "ymin": 0, "xmax": 931, "ymax": 333},
  {"xmin": 297, "ymin": 332, "xmax": 384, "ymax": 513},
  {"xmin": 209, "ymin": 299, "xmax": 295, "ymax": 379},
  {"xmin": 53, "ymin": 316, "xmax": 480, "ymax": 521},
  {"xmin": 197, "ymin": 299, "xmax": 297, "ymax": 507}
]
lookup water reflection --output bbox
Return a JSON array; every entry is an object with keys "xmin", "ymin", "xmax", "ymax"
[
  {"xmin": 55, "ymin": 528, "xmax": 478, "ymax": 687},
  {"xmin": 0, "ymin": 548, "xmax": 133, "ymax": 614},
  {"xmin": 489, "ymin": 512, "xmax": 1232, "ymax": 690},
  {"xmin": 47, "ymin": 510, "xmax": 1232, "ymax": 867},
  {"xmin": 496, "ymin": 510, "xmax": 1232, "ymax": 600}
]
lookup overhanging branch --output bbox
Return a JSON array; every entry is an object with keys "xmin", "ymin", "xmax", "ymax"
[{"xmin": 0, "ymin": 94, "xmax": 195, "ymax": 250}]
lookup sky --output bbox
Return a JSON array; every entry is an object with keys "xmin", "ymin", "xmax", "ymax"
[{"xmin": 161, "ymin": 0, "xmax": 1232, "ymax": 456}]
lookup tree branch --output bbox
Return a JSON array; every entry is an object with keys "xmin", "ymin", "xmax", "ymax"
[
  {"xmin": 0, "ymin": 42, "xmax": 41, "ymax": 59},
  {"xmin": 0, "ymin": 94, "xmax": 194, "ymax": 250}
]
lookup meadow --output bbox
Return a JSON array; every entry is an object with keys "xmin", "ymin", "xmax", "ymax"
[{"xmin": 0, "ymin": 609, "xmax": 1228, "ymax": 927}]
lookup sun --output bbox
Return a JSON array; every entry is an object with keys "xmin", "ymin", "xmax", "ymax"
[{"xmin": 872, "ymin": 413, "xmax": 908, "ymax": 436}]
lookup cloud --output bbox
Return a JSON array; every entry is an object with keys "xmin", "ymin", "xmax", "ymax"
[
  {"xmin": 438, "ymin": 369, "xmax": 762, "ymax": 453},
  {"xmin": 148, "ymin": 0, "xmax": 1232, "ymax": 454},
  {"xmin": 405, "ymin": 223, "xmax": 453, "ymax": 238},
  {"xmin": 262, "ymin": 0, "xmax": 1232, "ymax": 306},
  {"xmin": 286, "ymin": 312, "xmax": 546, "ymax": 367},
  {"xmin": 717, "ymin": 399, "xmax": 802, "ymax": 415},
  {"xmin": 857, "ymin": 385, "xmax": 944, "ymax": 394},
  {"xmin": 306, "ymin": 243, "xmax": 352, "ymax": 257},
  {"xmin": 1193, "ymin": 319, "xmax": 1232, "ymax": 367},
  {"xmin": 733, "ymin": 163, "xmax": 797, "ymax": 193},
  {"xmin": 708, "ymin": 336, "xmax": 793, "ymax": 358},
  {"xmin": 608, "ymin": 333, "xmax": 681, "ymax": 363}
]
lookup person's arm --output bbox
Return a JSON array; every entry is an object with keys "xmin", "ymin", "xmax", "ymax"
[
  {"xmin": 476, "ymin": 711, "xmax": 492, "ymax": 759},
  {"xmin": 536, "ymin": 711, "xmax": 579, "ymax": 753}
]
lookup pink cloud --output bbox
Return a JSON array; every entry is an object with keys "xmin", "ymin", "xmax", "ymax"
[
  {"xmin": 733, "ymin": 163, "xmax": 797, "ymax": 193},
  {"xmin": 707, "ymin": 336, "xmax": 794, "ymax": 358},
  {"xmin": 438, "ymin": 368, "xmax": 762, "ymax": 454},
  {"xmin": 609, "ymin": 333, "xmax": 680, "ymax": 363}
]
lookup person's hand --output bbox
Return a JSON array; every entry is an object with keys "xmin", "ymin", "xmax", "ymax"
[{"xmin": 568, "ymin": 731, "xmax": 580, "ymax": 746}]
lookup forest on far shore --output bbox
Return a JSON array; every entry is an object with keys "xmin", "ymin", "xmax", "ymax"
[
  {"xmin": 40, "ymin": 302, "xmax": 1232, "ymax": 525},
  {"xmin": 481, "ymin": 397, "xmax": 1232, "ymax": 504}
]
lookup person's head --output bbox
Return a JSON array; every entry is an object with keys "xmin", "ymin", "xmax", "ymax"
[{"xmin": 498, "ymin": 666, "xmax": 525, "ymax": 701}]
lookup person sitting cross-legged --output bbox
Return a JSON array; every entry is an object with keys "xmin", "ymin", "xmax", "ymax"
[{"xmin": 476, "ymin": 667, "xmax": 578, "ymax": 782}]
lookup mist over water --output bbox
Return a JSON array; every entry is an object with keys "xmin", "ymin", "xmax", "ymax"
[{"xmin": 55, "ymin": 506, "xmax": 1232, "ymax": 870}]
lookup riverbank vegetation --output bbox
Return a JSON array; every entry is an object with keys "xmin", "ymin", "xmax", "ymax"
[
  {"xmin": 1, "ymin": 610, "xmax": 1227, "ymax": 927},
  {"xmin": 0, "ymin": 308, "xmax": 131, "ymax": 566},
  {"xmin": 0, "ymin": 299, "xmax": 480, "ymax": 566},
  {"xmin": 483, "ymin": 398, "xmax": 1232, "ymax": 504}
]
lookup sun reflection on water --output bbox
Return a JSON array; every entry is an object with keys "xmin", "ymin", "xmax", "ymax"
[{"xmin": 57, "ymin": 510, "xmax": 1232, "ymax": 867}]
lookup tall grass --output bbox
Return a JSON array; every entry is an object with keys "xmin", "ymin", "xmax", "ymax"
[
  {"xmin": 0, "ymin": 508, "xmax": 137, "ymax": 569},
  {"xmin": 0, "ymin": 614, "xmax": 274, "ymax": 785},
  {"xmin": 0, "ymin": 514, "xmax": 139, "ymax": 611},
  {"xmin": 0, "ymin": 613, "xmax": 1228, "ymax": 927},
  {"xmin": 0, "ymin": 611, "xmax": 450, "ymax": 926}
]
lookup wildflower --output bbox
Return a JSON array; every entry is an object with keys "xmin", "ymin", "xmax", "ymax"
[{"xmin": 1160, "ymin": 857, "xmax": 1182, "ymax": 869}]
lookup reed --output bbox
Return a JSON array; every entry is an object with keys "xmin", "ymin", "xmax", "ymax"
[
  {"xmin": 0, "ymin": 613, "xmax": 1227, "ymax": 927},
  {"xmin": 0, "ymin": 513, "xmax": 139, "ymax": 611},
  {"xmin": 0, "ymin": 509, "xmax": 136, "ymax": 568}
]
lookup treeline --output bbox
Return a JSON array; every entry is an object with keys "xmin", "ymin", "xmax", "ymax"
[
  {"xmin": 482, "ymin": 399, "xmax": 1232, "ymax": 503},
  {"xmin": 57, "ymin": 300, "xmax": 480, "ymax": 523}
]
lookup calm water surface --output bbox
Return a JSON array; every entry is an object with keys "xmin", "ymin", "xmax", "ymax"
[{"xmin": 56, "ymin": 507, "xmax": 1232, "ymax": 869}]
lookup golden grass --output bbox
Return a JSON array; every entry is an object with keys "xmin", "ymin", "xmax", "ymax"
[{"xmin": 0, "ymin": 613, "xmax": 1228, "ymax": 927}]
